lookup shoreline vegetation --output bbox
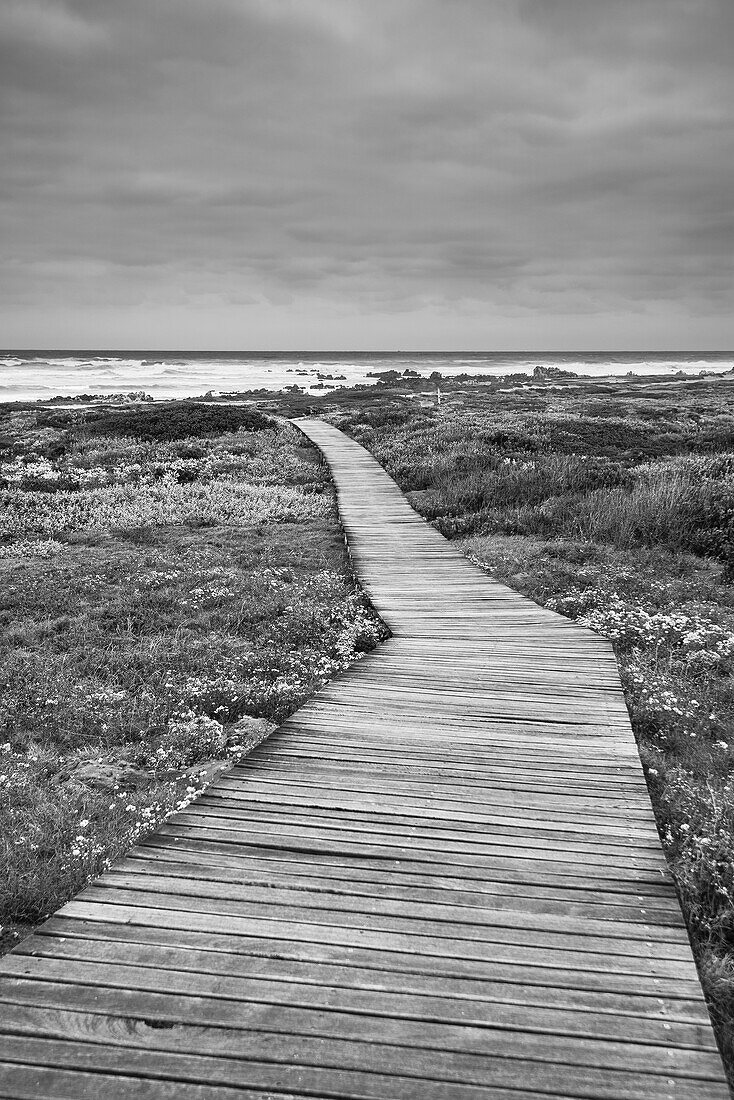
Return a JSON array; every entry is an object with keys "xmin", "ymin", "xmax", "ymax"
[
  {"xmin": 2, "ymin": 366, "xmax": 733, "ymax": 1080},
  {"xmin": 0, "ymin": 400, "xmax": 387, "ymax": 952},
  {"xmin": 316, "ymin": 368, "xmax": 734, "ymax": 1078}
]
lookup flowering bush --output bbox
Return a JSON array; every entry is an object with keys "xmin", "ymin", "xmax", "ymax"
[
  {"xmin": 0, "ymin": 538, "xmax": 63, "ymax": 558},
  {"xmin": 0, "ymin": 479, "xmax": 328, "ymax": 540},
  {"xmin": 0, "ymin": 421, "xmax": 328, "ymax": 545},
  {"xmin": 148, "ymin": 713, "xmax": 226, "ymax": 772},
  {"xmin": 546, "ymin": 590, "xmax": 734, "ymax": 676},
  {"xmin": 659, "ymin": 771, "xmax": 734, "ymax": 941}
]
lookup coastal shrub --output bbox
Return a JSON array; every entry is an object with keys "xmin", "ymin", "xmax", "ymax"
[
  {"xmin": 679, "ymin": 480, "xmax": 734, "ymax": 571},
  {"xmin": 0, "ymin": 480, "xmax": 329, "ymax": 540},
  {"xmin": 571, "ymin": 469, "xmax": 690, "ymax": 547},
  {"xmin": 339, "ymin": 407, "xmax": 702, "ymax": 466},
  {"xmin": 572, "ymin": 458, "xmax": 734, "ymax": 559},
  {"xmin": 428, "ymin": 455, "xmax": 632, "ymax": 518},
  {"xmin": 0, "ymin": 423, "xmax": 330, "ymax": 541},
  {"xmin": 339, "ymin": 408, "xmax": 734, "ymax": 566},
  {"xmin": 0, "ymin": 554, "xmax": 386, "ymax": 752},
  {"xmin": 147, "ymin": 714, "xmax": 227, "ymax": 773},
  {"xmin": 0, "ymin": 426, "xmax": 322, "ymax": 495},
  {"xmin": 85, "ymin": 401, "xmax": 271, "ymax": 440},
  {"xmin": 537, "ymin": 413, "xmax": 681, "ymax": 458}
]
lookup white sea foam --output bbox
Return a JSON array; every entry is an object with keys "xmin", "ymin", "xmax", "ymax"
[{"xmin": 0, "ymin": 352, "xmax": 731, "ymax": 403}]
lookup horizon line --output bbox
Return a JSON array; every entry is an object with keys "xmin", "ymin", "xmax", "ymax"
[{"xmin": 2, "ymin": 348, "xmax": 732, "ymax": 356}]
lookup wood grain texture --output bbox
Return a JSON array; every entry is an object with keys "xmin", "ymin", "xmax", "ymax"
[{"xmin": 0, "ymin": 418, "xmax": 728, "ymax": 1098}]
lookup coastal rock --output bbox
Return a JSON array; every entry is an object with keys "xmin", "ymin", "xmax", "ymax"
[
  {"xmin": 227, "ymin": 716, "xmax": 277, "ymax": 752},
  {"xmin": 64, "ymin": 757, "xmax": 149, "ymax": 791},
  {"xmin": 177, "ymin": 757, "xmax": 232, "ymax": 785}
]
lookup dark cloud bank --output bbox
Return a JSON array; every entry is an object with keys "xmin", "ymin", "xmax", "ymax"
[{"xmin": 1, "ymin": 0, "xmax": 732, "ymax": 348}]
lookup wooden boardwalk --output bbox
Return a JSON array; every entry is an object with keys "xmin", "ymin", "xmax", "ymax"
[{"xmin": 0, "ymin": 418, "xmax": 728, "ymax": 1099}]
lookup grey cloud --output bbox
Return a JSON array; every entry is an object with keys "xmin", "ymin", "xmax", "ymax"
[
  {"xmin": 1, "ymin": 0, "xmax": 732, "ymax": 347},
  {"xmin": 0, "ymin": 0, "xmax": 106, "ymax": 53}
]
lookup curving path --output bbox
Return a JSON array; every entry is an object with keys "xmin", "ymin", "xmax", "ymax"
[{"xmin": 0, "ymin": 419, "xmax": 728, "ymax": 1099}]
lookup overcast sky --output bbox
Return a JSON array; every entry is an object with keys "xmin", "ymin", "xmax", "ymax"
[{"xmin": 1, "ymin": 0, "xmax": 732, "ymax": 349}]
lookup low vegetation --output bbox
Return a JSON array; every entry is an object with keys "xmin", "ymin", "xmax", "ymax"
[
  {"xmin": 0, "ymin": 401, "xmax": 386, "ymax": 950},
  {"xmin": 82, "ymin": 400, "xmax": 271, "ymax": 441},
  {"xmin": 3, "ymin": 376, "xmax": 733, "ymax": 1076},
  {"xmin": 326, "ymin": 375, "xmax": 734, "ymax": 1074}
]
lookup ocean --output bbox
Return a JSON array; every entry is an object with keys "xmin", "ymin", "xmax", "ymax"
[{"xmin": 1, "ymin": 350, "xmax": 732, "ymax": 403}]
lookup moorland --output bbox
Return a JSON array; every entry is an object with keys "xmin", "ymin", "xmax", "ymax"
[
  {"xmin": 0, "ymin": 399, "xmax": 386, "ymax": 950},
  {"xmin": 2, "ymin": 369, "xmax": 733, "ymax": 1076}
]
